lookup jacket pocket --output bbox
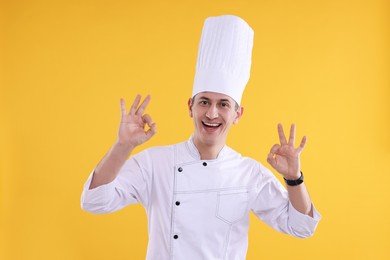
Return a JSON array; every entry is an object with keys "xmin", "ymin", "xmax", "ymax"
[{"xmin": 216, "ymin": 189, "xmax": 248, "ymax": 224}]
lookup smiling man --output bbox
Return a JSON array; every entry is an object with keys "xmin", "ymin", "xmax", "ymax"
[
  {"xmin": 189, "ymin": 92, "xmax": 243, "ymax": 158},
  {"xmin": 81, "ymin": 15, "xmax": 321, "ymax": 259}
]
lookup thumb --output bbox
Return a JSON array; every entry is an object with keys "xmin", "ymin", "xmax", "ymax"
[
  {"xmin": 145, "ymin": 122, "xmax": 157, "ymax": 140},
  {"xmin": 267, "ymin": 153, "xmax": 277, "ymax": 169}
]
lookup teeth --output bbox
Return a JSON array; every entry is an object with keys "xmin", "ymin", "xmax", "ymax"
[{"xmin": 204, "ymin": 122, "xmax": 220, "ymax": 127}]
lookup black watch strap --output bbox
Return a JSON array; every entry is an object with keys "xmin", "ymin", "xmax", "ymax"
[{"xmin": 284, "ymin": 171, "xmax": 304, "ymax": 186}]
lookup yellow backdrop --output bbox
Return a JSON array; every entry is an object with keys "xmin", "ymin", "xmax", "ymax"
[{"xmin": 1, "ymin": 0, "xmax": 389, "ymax": 259}]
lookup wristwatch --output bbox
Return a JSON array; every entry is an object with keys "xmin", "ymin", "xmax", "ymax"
[{"xmin": 284, "ymin": 171, "xmax": 304, "ymax": 186}]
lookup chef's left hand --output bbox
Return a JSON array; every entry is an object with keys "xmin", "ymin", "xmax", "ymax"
[{"xmin": 267, "ymin": 123, "xmax": 306, "ymax": 180}]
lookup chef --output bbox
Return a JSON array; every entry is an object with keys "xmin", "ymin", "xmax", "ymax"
[{"xmin": 81, "ymin": 15, "xmax": 321, "ymax": 259}]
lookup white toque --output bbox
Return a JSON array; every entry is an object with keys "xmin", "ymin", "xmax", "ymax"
[{"xmin": 192, "ymin": 15, "xmax": 254, "ymax": 105}]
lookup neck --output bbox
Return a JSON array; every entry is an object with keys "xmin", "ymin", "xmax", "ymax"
[{"xmin": 193, "ymin": 137, "xmax": 225, "ymax": 160}]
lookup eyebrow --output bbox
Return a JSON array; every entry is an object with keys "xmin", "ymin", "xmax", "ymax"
[{"xmin": 198, "ymin": 96, "xmax": 232, "ymax": 103}]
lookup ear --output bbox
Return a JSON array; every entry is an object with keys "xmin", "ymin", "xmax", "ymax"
[
  {"xmin": 188, "ymin": 98, "xmax": 193, "ymax": 118},
  {"xmin": 233, "ymin": 106, "xmax": 244, "ymax": 124}
]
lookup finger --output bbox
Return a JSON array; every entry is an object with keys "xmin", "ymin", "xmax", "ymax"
[
  {"xmin": 129, "ymin": 94, "xmax": 141, "ymax": 115},
  {"xmin": 120, "ymin": 98, "xmax": 127, "ymax": 117},
  {"xmin": 269, "ymin": 144, "xmax": 281, "ymax": 155},
  {"xmin": 288, "ymin": 124, "xmax": 296, "ymax": 146},
  {"xmin": 297, "ymin": 136, "xmax": 307, "ymax": 153},
  {"xmin": 145, "ymin": 122, "xmax": 157, "ymax": 140},
  {"xmin": 278, "ymin": 123, "xmax": 287, "ymax": 145},
  {"xmin": 267, "ymin": 153, "xmax": 277, "ymax": 168},
  {"xmin": 136, "ymin": 95, "xmax": 151, "ymax": 116},
  {"xmin": 142, "ymin": 114, "xmax": 154, "ymax": 127},
  {"xmin": 151, "ymin": 122, "xmax": 157, "ymax": 133}
]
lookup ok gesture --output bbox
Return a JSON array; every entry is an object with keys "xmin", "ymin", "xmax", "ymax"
[
  {"xmin": 117, "ymin": 95, "xmax": 157, "ymax": 148},
  {"xmin": 267, "ymin": 124, "xmax": 306, "ymax": 180}
]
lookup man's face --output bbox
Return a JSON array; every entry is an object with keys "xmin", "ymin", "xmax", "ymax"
[{"xmin": 188, "ymin": 92, "xmax": 244, "ymax": 147}]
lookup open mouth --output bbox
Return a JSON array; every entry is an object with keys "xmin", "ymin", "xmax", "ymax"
[{"xmin": 202, "ymin": 121, "xmax": 222, "ymax": 129}]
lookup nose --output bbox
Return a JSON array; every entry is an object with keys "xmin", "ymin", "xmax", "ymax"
[{"xmin": 206, "ymin": 105, "xmax": 218, "ymax": 119}]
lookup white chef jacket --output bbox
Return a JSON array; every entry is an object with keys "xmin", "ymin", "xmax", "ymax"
[{"xmin": 81, "ymin": 137, "xmax": 321, "ymax": 260}]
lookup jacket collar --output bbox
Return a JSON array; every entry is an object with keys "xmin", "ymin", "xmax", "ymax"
[{"xmin": 186, "ymin": 135, "xmax": 228, "ymax": 161}]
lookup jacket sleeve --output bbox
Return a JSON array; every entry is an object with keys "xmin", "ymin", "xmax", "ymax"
[
  {"xmin": 251, "ymin": 165, "xmax": 321, "ymax": 238},
  {"xmin": 80, "ymin": 151, "xmax": 152, "ymax": 214}
]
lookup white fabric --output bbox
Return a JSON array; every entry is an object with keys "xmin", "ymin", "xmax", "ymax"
[
  {"xmin": 192, "ymin": 15, "xmax": 254, "ymax": 105},
  {"xmin": 81, "ymin": 137, "xmax": 321, "ymax": 260}
]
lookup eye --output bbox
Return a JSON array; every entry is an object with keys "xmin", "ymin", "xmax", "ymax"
[
  {"xmin": 199, "ymin": 100, "xmax": 208, "ymax": 106},
  {"xmin": 220, "ymin": 102, "xmax": 230, "ymax": 108}
]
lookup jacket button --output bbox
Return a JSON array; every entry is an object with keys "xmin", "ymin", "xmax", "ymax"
[
  {"xmin": 178, "ymin": 167, "xmax": 183, "ymax": 172},
  {"xmin": 203, "ymin": 162, "xmax": 207, "ymax": 166},
  {"xmin": 175, "ymin": 201, "xmax": 180, "ymax": 206},
  {"xmin": 173, "ymin": 235, "xmax": 179, "ymax": 239}
]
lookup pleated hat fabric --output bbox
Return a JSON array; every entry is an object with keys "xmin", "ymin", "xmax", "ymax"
[{"xmin": 192, "ymin": 15, "xmax": 254, "ymax": 105}]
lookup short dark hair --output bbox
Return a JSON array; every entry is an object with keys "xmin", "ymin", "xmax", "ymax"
[{"xmin": 191, "ymin": 95, "xmax": 240, "ymax": 111}]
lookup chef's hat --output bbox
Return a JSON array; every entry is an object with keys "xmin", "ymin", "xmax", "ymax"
[{"xmin": 192, "ymin": 15, "xmax": 254, "ymax": 105}]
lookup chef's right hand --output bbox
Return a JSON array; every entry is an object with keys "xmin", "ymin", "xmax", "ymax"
[{"xmin": 117, "ymin": 95, "xmax": 156, "ymax": 148}]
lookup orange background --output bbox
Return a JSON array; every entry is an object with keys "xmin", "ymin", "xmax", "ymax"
[{"xmin": 1, "ymin": 0, "xmax": 389, "ymax": 259}]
